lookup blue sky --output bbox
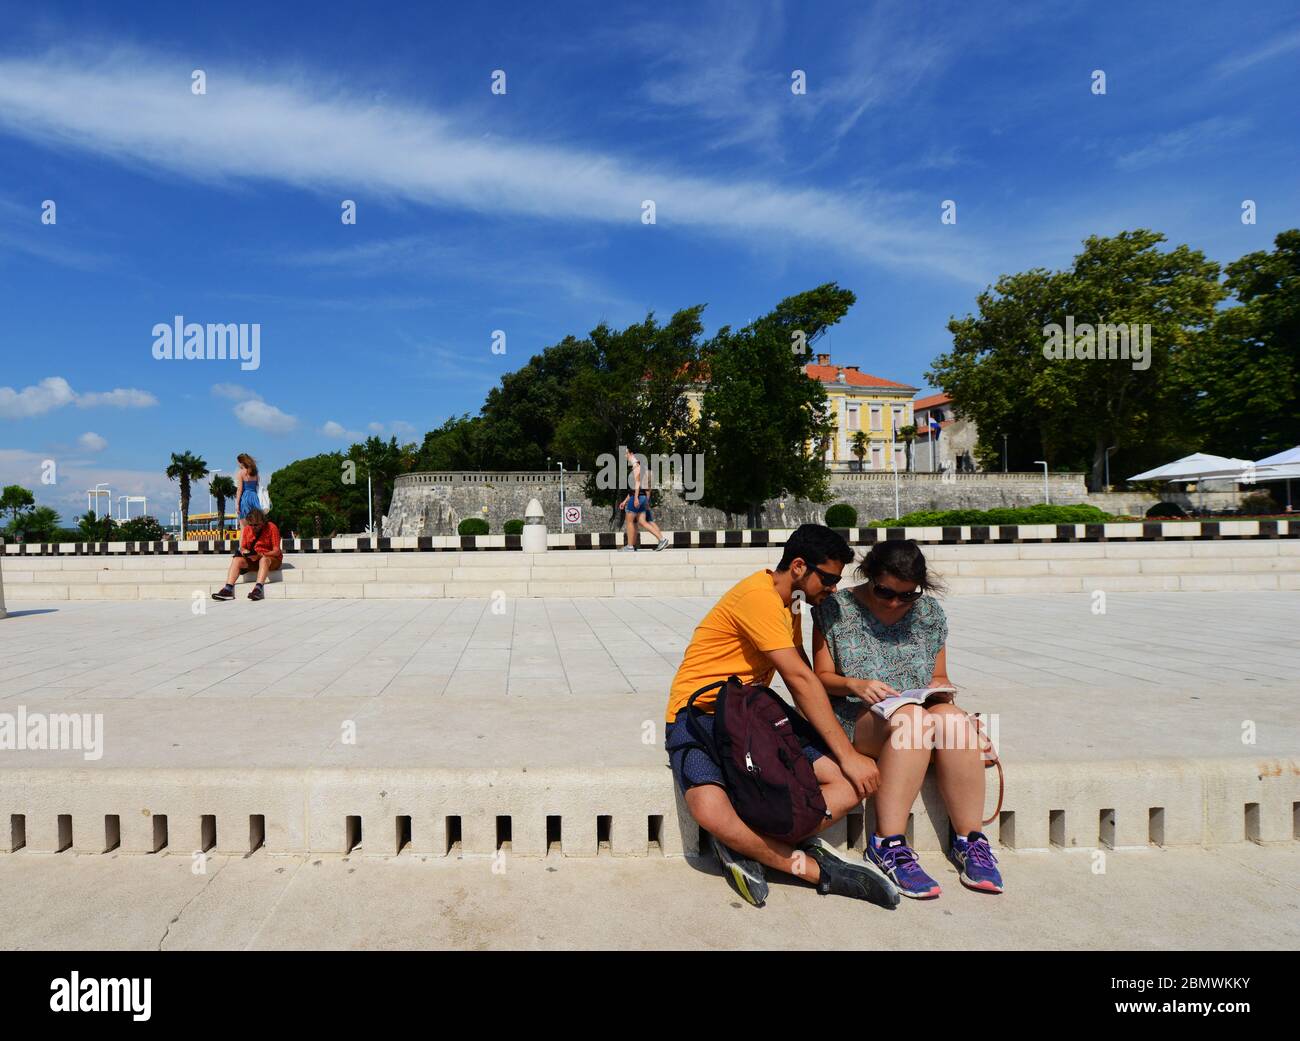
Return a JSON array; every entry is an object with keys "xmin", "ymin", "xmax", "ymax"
[{"xmin": 1, "ymin": 0, "xmax": 1297, "ymax": 522}]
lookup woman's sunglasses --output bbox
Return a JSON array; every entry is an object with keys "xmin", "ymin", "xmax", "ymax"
[{"xmin": 870, "ymin": 582, "xmax": 922, "ymax": 603}]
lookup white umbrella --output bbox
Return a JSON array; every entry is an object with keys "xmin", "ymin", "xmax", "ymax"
[{"xmin": 1128, "ymin": 452, "xmax": 1253, "ymax": 483}]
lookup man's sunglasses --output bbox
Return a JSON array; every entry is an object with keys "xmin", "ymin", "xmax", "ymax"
[
  {"xmin": 808, "ymin": 565, "xmax": 843, "ymax": 587},
  {"xmin": 870, "ymin": 582, "xmax": 922, "ymax": 603}
]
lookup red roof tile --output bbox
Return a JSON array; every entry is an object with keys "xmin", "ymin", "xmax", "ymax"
[
  {"xmin": 803, "ymin": 364, "xmax": 914, "ymax": 390},
  {"xmin": 913, "ymin": 391, "xmax": 951, "ymax": 410}
]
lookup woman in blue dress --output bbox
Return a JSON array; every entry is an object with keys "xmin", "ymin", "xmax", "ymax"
[
  {"xmin": 811, "ymin": 539, "xmax": 1003, "ymax": 898},
  {"xmin": 235, "ymin": 453, "xmax": 261, "ymax": 522}
]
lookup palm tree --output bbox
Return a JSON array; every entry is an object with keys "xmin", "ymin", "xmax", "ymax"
[
  {"xmin": 209, "ymin": 474, "xmax": 237, "ymax": 538},
  {"xmin": 851, "ymin": 430, "xmax": 869, "ymax": 471},
  {"xmin": 166, "ymin": 451, "xmax": 209, "ymax": 539},
  {"xmin": 897, "ymin": 424, "xmax": 918, "ymax": 472}
]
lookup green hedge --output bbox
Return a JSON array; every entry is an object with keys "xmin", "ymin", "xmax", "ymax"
[
  {"xmin": 867, "ymin": 504, "xmax": 1113, "ymax": 527},
  {"xmin": 457, "ymin": 517, "xmax": 490, "ymax": 536},
  {"xmin": 503, "ymin": 519, "xmax": 525, "ymax": 536},
  {"xmin": 824, "ymin": 503, "xmax": 858, "ymax": 528}
]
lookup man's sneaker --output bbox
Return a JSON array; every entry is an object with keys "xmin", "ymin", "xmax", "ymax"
[
  {"xmin": 709, "ymin": 836, "xmax": 768, "ymax": 907},
  {"xmin": 800, "ymin": 836, "xmax": 899, "ymax": 908},
  {"xmin": 248, "ymin": 584, "xmax": 265, "ymax": 601},
  {"xmin": 947, "ymin": 825, "xmax": 1003, "ymax": 894},
  {"xmin": 654, "ymin": 536, "xmax": 670, "ymax": 551},
  {"xmin": 211, "ymin": 586, "xmax": 235, "ymax": 601},
  {"xmin": 867, "ymin": 833, "xmax": 941, "ymax": 899}
]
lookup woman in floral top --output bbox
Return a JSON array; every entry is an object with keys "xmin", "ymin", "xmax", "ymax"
[{"xmin": 811, "ymin": 539, "xmax": 1003, "ymax": 898}]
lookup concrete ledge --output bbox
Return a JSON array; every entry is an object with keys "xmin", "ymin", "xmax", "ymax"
[{"xmin": 3, "ymin": 757, "xmax": 1296, "ymax": 859}]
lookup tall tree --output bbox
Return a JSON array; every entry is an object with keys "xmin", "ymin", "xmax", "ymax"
[
  {"xmin": 348, "ymin": 436, "xmax": 406, "ymax": 531},
  {"xmin": 165, "ymin": 451, "xmax": 209, "ymax": 537},
  {"xmin": 696, "ymin": 283, "xmax": 851, "ymax": 525},
  {"xmin": 929, "ymin": 231, "xmax": 1224, "ymax": 489},
  {"xmin": 209, "ymin": 474, "xmax": 237, "ymax": 536},
  {"xmin": 1, "ymin": 484, "xmax": 35, "ymax": 526},
  {"xmin": 268, "ymin": 452, "xmax": 369, "ymax": 534}
]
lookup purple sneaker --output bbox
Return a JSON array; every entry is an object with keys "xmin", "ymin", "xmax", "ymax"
[
  {"xmin": 866, "ymin": 833, "xmax": 941, "ymax": 899},
  {"xmin": 948, "ymin": 826, "xmax": 1003, "ymax": 894}
]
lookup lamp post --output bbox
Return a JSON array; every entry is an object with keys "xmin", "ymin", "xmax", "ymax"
[
  {"xmin": 1002, "ymin": 434, "xmax": 1009, "ymax": 474},
  {"xmin": 1034, "ymin": 460, "xmax": 1050, "ymax": 504}
]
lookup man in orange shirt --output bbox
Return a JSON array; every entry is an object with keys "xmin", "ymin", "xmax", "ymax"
[
  {"xmin": 665, "ymin": 524, "xmax": 898, "ymax": 908},
  {"xmin": 212, "ymin": 507, "xmax": 282, "ymax": 602}
]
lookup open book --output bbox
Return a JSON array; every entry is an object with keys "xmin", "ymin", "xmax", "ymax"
[{"xmin": 868, "ymin": 686, "xmax": 958, "ymax": 720}]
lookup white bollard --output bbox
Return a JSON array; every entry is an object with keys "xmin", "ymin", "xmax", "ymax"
[{"xmin": 521, "ymin": 497, "xmax": 547, "ymax": 553}]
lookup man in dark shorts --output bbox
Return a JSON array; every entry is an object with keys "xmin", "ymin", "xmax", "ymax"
[{"xmin": 664, "ymin": 524, "xmax": 898, "ymax": 908}]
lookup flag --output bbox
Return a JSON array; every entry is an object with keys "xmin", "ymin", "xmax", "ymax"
[{"xmin": 929, "ymin": 415, "xmax": 941, "ymax": 439}]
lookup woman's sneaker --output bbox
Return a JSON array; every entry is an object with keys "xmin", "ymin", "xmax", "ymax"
[
  {"xmin": 709, "ymin": 836, "xmax": 768, "ymax": 907},
  {"xmin": 947, "ymin": 826, "xmax": 1004, "ymax": 894},
  {"xmin": 800, "ymin": 836, "xmax": 899, "ymax": 908},
  {"xmin": 655, "ymin": 536, "xmax": 670, "ymax": 551},
  {"xmin": 867, "ymin": 833, "xmax": 942, "ymax": 899}
]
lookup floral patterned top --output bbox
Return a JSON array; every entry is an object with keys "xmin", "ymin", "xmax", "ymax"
[{"xmin": 811, "ymin": 589, "xmax": 948, "ymax": 726}]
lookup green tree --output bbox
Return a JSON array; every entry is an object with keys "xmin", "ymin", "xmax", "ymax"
[
  {"xmin": 348, "ymin": 436, "xmax": 407, "ymax": 532},
  {"xmin": 209, "ymin": 474, "xmax": 237, "ymax": 535},
  {"xmin": 1180, "ymin": 229, "xmax": 1300, "ymax": 458},
  {"xmin": 1, "ymin": 484, "xmax": 35, "ymax": 526},
  {"xmin": 896, "ymin": 424, "xmax": 917, "ymax": 471},
  {"xmin": 165, "ymin": 451, "xmax": 209, "ymax": 537},
  {"xmin": 696, "ymin": 283, "xmax": 852, "ymax": 525},
  {"xmin": 553, "ymin": 308, "xmax": 702, "ymax": 511},
  {"xmin": 415, "ymin": 415, "xmax": 484, "ymax": 471},
  {"xmin": 76, "ymin": 510, "xmax": 116, "ymax": 541},
  {"xmin": 850, "ymin": 431, "xmax": 869, "ymax": 471},
  {"xmin": 928, "ymin": 231, "xmax": 1224, "ymax": 489},
  {"xmin": 119, "ymin": 515, "xmax": 166, "ymax": 541},
  {"xmin": 7, "ymin": 505, "xmax": 60, "ymax": 542},
  {"xmin": 268, "ymin": 452, "xmax": 369, "ymax": 535}
]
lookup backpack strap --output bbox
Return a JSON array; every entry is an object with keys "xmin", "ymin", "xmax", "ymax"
[{"xmin": 682, "ymin": 679, "xmax": 729, "ymax": 766}]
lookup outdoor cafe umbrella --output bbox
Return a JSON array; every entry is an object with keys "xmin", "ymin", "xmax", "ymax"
[{"xmin": 1127, "ymin": 452, "xmax": 1254, "ymax": 483}]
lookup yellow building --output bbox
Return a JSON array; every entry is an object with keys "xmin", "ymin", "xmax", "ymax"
[{"xmin": 683, "ymin": 352, "xmax": 917, "ymax": 471}]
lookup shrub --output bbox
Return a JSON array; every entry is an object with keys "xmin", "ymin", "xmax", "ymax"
[
  {"xmin": 867, "ymin": 504, "xmax": 1113, "ymax": 527},
  {"xmin": 503, "ymin": 518, "xmax": 525, "ymax": 536},
  {"xmin": 458, "ymin": 517, "xmax": 490, "ymax": 536},
  {"xmin": 119, "ymin": 515, "xmax": 167, "ymax": 541},
  {"xmin": 824, "ymin": 503, "xmax": 858, "ymax": 528},
  {"xmin": 1239, "ymin": 491, "xmax": 1281, "ymax": 516},
  {"xmin": 1145, "ymin": 501, "xmax": 1186, "ymax": 519}
]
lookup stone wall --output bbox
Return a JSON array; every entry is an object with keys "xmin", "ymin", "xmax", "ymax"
[{"xmin": 383, "ymin": 470, "xmax": 1090, "ymax": 536}]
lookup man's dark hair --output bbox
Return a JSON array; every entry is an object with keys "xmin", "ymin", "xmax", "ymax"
[{"xmin": 776, "ymin": 523, "xmax": 855, "ymax": 572}]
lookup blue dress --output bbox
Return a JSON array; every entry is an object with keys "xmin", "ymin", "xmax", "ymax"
[{"xmin": 238, "ymin": 479, "xmax": 260, "ymax": 520}]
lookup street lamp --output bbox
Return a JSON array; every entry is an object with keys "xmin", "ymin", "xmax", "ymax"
[{"xmin": 1034, "ymin": 460, "xmax": 1050, "ymax": 504}]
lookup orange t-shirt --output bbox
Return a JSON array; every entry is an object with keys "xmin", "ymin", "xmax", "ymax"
[
  {"xmin": 240, "ymin": 521, "xmax": 281, "ymax": 557},
  {"xmin": 665, "ymin": 570, "xmax": 798, "ymax": 721}
]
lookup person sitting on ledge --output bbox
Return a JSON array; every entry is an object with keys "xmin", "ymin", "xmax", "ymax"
[
  {"xmin": 664, "ymin": 523, "xmax": 898, "ymax": 908},
  {"xmin": 810, "ymin": 539, "xmax": 1003, "ymax": 897},
  {"xmin": 212, "ymin": 507, "xmax": 282, "ymax": 602}
]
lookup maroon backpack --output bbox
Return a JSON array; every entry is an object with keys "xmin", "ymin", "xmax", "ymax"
[{"xmin": 685, "ymin": 676, "xmax": 829, "ymax": 844}]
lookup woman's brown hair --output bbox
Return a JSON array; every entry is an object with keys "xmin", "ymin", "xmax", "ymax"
[
  {"xmin": 237, "ymin": 453, "xmax": 258, "ymax": 477},
  {"xmin": 856, "ymin": 539, "xmax": 946, "ymax": 595}
]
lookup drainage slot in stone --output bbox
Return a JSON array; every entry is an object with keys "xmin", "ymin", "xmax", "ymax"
[
  {"xmin": 152, "ymin": 814, "xmax": 168, "ymax": 853},
  {"xmin": 445, "ymin": 816, "xmax": 461, "ymax": 854},
  {"xmin": 496, "ymin": 815, "xmax": 512, "ymax": 852},
  {"xmin": 596, "ymin": 814, "xmax": 612, "ymax": 854},
  {"xmin": 396, "ymin": 815, "xmax": 411, "ymax": 854},
  {"xmin": 1098, "ymin": 808, "xmax": 1115, "ymax": 849},
  {"xmin": 647, "ymin": 815, "xmax": 664, "ymax": 853},
  {"xmin": 545, "ymin": 815, "xmax": 561, "ymax": 854},
  {"xmin": 10, "ymin": 814, "xmax": 26, "ymax": 852},
  {"xmin": 1049, "ymin": 809, "xmax": 1065, "ymax": 847},
  {"xmin": 200, "ymin": 815, "xmax": 216, "ymax": 853},
  {"xmin": 998, "ymin": 811, "xmax": 1016, "ymax": 848},
  {"xmin": 1149, "ymin": 807, "xmax": 1165, "ymax": 846},
  {"xmin": 249, "ymin": 815, "xmax": 265, "ymax": 853},
  {"xmin": 57, "ymin": 814, "xmax": 72, "ymax": 853},
  {"xmin": 104, "ymin": 814, "xmax": 121, "ymax": 853},
  {"xmin": 1293, "ymin": 802, "xmax": 1299, "ymax": 840},
  {"xmin": 845, "ymin": 812, "xmax": 864, "ymax": 851},
  {"xmin": 1244, "ymin": 802, "xmax": 1261, "ymax": 843},
  {"xmin": 345, "ymin": 815, "xmax": 362, "ymax": 854}
]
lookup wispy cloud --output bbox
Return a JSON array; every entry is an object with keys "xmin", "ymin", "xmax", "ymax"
[
  {"xmin": 0, "ymin": 46, "xmax": 983, "ymax": 282},
  {"xmin": 0, "ymin": 376, "xmax": 157, "ymax": 419},
  {"xmin": 1113, "ymin": 116, "xmax": 1253, "ymax": 171},
  {"xmin": 1212, "ymin": 25, "xmax": 1300, "ymax": 78},
  {"xmin": 211, "ymin": 382, "xmax": 296, "ymax": 433}
]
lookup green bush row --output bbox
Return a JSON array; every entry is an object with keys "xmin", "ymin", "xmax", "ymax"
[
  {"xmin": 865, "ymin": 504, "xmax": 1114, "ymax": 527},
  {"xmin": 457, "ymin": 518, "xmax": 527, "ymax": 536}
]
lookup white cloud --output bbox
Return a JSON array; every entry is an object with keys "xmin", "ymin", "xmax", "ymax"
[
  {"xmin": 0, "ymin": 47, "xmax": 983, "ymax": 282},
  {"xmin": 76, "ymin": 387, "xmax": 158, "ymax": 409},
  {"xmin": 78, "ymin": 432, "xmax": 107, "ymax": 452},
  {"xmin": 0, "ymin": 447, "xmax": 177, "ymax": 525},
  {"xmin": 0, "ymin": 376, "xmax": 156, "ymax": 418},
  {"xmin": 212, "ymin": 382, "xmax": 259, "ymax": 401},
  {"xmin": 234, "ymin": 398, "xmax": 297, "ymax": 434},
  {"xmin": 321, "ymin": 420, "xmax": 363, "ymax": 440}
]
